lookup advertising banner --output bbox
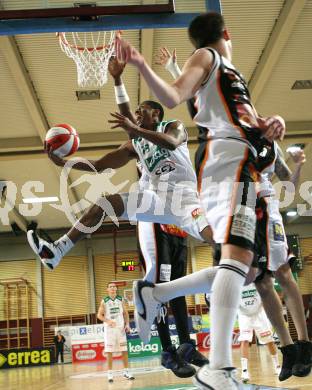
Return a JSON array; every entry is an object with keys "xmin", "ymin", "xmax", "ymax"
[
  {"xmin": 72, "ymin": 342, "xmax": 107, "ymax": 363},
  {"xmin": 196, "ymin": 329, "xmax": 240, "ymax": 351},
  {"xmin": 0, "ymin": 347, "xmax": 55, "ymax": 369},
  {"xmin": 127, "ymin": 337, "xmax": 162, "ymax": 358}
]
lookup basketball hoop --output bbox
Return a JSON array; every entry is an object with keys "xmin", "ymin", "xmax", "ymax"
[{"xmin": 57, "ymin": 31, "xmax": 115, "ymax": 88}]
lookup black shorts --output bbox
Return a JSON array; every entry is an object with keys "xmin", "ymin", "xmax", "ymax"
[{"xmin": 139, "ymin": 222, "xmax": 188, "ymax": 283}]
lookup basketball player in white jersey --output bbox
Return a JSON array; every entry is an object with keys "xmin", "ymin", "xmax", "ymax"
[
  {"xmin": 97, "ymin": 282, "xmax": 134, "ymax": 383},
  {"xmin": 237, "ymin": 283, "xmax": 280, "ymax": 382},
  {"xmin": 255, "ymin": 143, "xmax": 312, "ymax": 380},
  {"xmin": 27, "ymin": 82, "xmax": 213, "ymax": 266},
  {"xmin": 115, "ymin": 12, "xmax": 285, "ymax": 389},
  {"xmin": 159, "ymin": 47, "xmax": 311, "ymax": 381},
  {"xmin": 108, "ymin": 57, "xmax": 208, "ymax": 377}
]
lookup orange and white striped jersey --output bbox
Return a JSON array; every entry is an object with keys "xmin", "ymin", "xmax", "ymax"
[{"xmin": 194, "ymin": 48, "xmax": 263, "ymax": 153}]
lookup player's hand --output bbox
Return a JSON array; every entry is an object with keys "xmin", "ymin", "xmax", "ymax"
[
  {"xmin": 108, "ymin": 56, "xmax": 126, "ymax": 79},
  {"xmin": 109, "ymin": 112, "xmax": 138, "ymax": 136},
  {"xmin": 155, "ymin": 47, "xmax": 177, "ymax": 66},
  {"xmin": 115, "ymin": 33, "xmax": 144, "ymax": 68},
  {"xmin": 107, "ymin": 319, "xmax": 116, "ymax": 328},
  {"xmin": 45, "ymin": 144, "xmax": 66, "ymax": 167},
  {"xmin": 124, "ymin": 323, "xmax": 130, "ymax": 333},
  {"xmin": 258, "ymin": 115, "xmax": 285, "ymax": 142},
  {"xmin": 289, "ymin": 149, "xmax": 306, "ymax": 165}
]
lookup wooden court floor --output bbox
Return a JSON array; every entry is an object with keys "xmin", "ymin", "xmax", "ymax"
[{"xmin": 1, "ymin": 346, "xmax": 311, "ymax": 390}]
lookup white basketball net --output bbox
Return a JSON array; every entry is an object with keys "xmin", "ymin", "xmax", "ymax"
[{"xmin": 58, "ymin": 31, "xmax": 115, "ymax": 88}]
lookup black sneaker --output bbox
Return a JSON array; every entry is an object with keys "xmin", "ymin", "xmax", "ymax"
[
  {"xmin": 292, "ymin": 340, "xmax": 312, "ymax": 377},
  {"xmin": 177, "ymin": 340, "xmax": 209, "ymax": 367},
  {"xmin": 161, "ymin": 345, "xmax": 196, "ymax": 378},
  {"xmin": 279, "ymin": 344, "xmax": 297, "ymax": 381}
]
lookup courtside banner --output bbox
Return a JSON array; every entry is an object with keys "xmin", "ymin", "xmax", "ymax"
[{"xmin": 0, "ymin": 347, "xmax": 55, "ymax": 369}]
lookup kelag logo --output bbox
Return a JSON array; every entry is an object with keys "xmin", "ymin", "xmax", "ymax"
[
  {"xmin": 127, "ymin": 337, "xmax": 161, "ymax": 358},
  {"xmin": 0, "ymin": 348, "xmax": 54, "ymax": 369}
]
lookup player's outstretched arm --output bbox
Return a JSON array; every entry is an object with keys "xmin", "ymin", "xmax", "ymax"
[
  {"xmin": 109, "ymin": 112, "xmax": 185, "ymax": 150},
  {"xmin": 47, "ymin": 140, "xmax": 137, "ymax": 172},
  {"xmin": 275, "ymin": 145, "xmax": 306, "ymax": 189},
  {"xmin": 108, "ymin": 57, "xmax": 136, "ymax": 123},
  {"xmin": 115, "ymin": 35, "xmax": 212, "ymax": 108}
]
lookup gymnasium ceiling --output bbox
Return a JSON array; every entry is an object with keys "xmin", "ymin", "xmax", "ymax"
[{"xmin": 0, "ymin": 0, "xmax": 311, "ymax": 234}]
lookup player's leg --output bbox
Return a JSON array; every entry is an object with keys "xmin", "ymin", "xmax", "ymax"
[
  {"xmin": 27, "ymin": 193, "xmax": 125, "ymax": 270},
  {"xmin": 253, "ymin": 309, "xmax": 280, "ymax": 375},
  {"xmin": 274, "ymin": 263, "xmax": 312, "ymax": 376},
  {"xmin": 194, "ymin": 140, "xmax": 258, "ymax": 388},
  {"xmin": 255, "ymin": 272, "xmax": 296, "ymax": 381},
  {"xmin": 138, "ymin": 222, "xmax": 195, "ymax": 378},
  {"xmin": 165, "ymin": 232, "xmax": 208, "ymax": 367},
  {"xmin": 107, "ymin": 352, "xmax": 114, "ymax": 383},
  {"xmin": 120, "ymin": 331, "xmax": 134, "ymax": 380},
  {"xmin": 238, "ymin": 314, "xmax": 253, "ymax": 383}
]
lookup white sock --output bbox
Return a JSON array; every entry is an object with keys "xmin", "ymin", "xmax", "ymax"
[
  {"xmin": 271, "ymin": 353, "xmax": 279, "ymax": 368},
  {"xmin": 108, "ymin": 370, "xmax": 113, "ymax": 376},
  {"xmin": 209, "ymin": 259, "xmax": 249, "ymax": 369},
  {"xmin": 241, "ymin": 357, "xmax": 248, "ymax": 371},
  {"xmin": 56, "ymin": 234, "xmax": 74, "ymax": 256},
  {"xmin": 153, "ymin": 267, "xmax": 218, "ymax": 302}
]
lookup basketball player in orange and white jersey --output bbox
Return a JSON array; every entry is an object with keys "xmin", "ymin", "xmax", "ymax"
[
  {"xmin": 158, "ymin": 46, "xmax": 312, "ymax": 381},
  {"xmin": 115, "ymin": 12, "xmax": 285, "ymax": 389}
]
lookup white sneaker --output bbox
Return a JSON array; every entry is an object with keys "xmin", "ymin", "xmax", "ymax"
[
  {"xmin": 193, "ymin": 365, "xmax": 239, "ymax": 390},
  {"xmin": 27, "ymin": 230, "xmax": 63, "ymax": 270},
  {"xmin": 123, "ymin": 372, "xmax": 135, "ymax": 380},
  {"xmin": 133, "ymin": 280, "xmax": 162, "ymax": 343},
  {"xmin": 108, "ymin": 373, "xmax": 113, "ymax": 383},
  {"xmin": 241, "ymin": 369, "xmax": 250, "ymax": 383},
  {"xmin": 274, "ymin": 365, "xmax": 281, "ymax": 375}
]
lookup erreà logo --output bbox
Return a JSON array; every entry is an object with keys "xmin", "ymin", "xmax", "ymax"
[{"xmin": 0, "ymin": 353, "xmax": 7, "ymax": 368}]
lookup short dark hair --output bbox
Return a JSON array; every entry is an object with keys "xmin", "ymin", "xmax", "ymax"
[
  {"xmin": 143, "ymin": 100, "xmax": 164, "ymax": 122},
  {"xmin": 188, "ymin": 12, "xmax": 225, "ymax": 49}
]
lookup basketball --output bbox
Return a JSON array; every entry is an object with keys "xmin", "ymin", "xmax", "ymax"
[{"xmin": 45, "ymin": 124, "xmax": 80, "ymax": 158}]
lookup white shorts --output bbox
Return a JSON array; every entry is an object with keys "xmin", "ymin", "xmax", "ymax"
[
  {"xmin": 197, "ymin": 139, "xmax": 258, "ymax": 250},
  {"xmin": 120, "ymin": 187, "xmax": 208, "ymax": 241},
  {"xmin": 104, "ymin": 326, "xmax": 128, "ymax": 353},
  {"xmin": 238, "ymin": 308, "xmax": 274, "ymax": 344},
  {"xmin": 265, "ymin": 198, "xmax": 288, "ymax": 271}
]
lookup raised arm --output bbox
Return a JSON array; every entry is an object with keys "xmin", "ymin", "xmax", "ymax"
[
  {"xmin": 109, "ymin": 112, "xmax": 186, "ymax": 150},
  {"xmin": 47, "ymin": 140, "xmax": 137, "ymax": 172},
  {"xmin": 108, "ymin": 57, "xmax": 136, "ymax": 123},
  {"xmin": 275, "ymin": 145, "xmax": 306, "ymax": 188},
  {"xmin": 115, "ymin": 35, "xmax": 212, "ymax": 108}
]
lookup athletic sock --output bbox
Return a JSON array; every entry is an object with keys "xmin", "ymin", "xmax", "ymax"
[
  {"xmin": 241, "ymin": 357, "xmax": 248, "ymax": 371},
  {"xmin": 271, "ymin": 353, "xmax": 280, "ymax": 368},
  {"xmin": 55, "ymin": 234, "xmax": 74, "ymax": 256},
  {"xmin": 153, "ymin": 267, "xmax": 218, "ymax": 302},
  {"xmin": 209, "ymin": 259, "xmax": 249, "ymax": 369}
]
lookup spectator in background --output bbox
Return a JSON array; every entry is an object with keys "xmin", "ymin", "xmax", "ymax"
[{"xmin": 53, "ymin": 330, "xmax": 66, "ymax": 364}]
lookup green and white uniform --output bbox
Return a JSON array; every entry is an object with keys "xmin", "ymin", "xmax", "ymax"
[
  {"xmin": 120, "ymin": 120, "xmax": 208, "ymax": 241},
  {"xmin": 238, "ymin": 284, "xmax": 274, "ymax": 344},
  {"xmin": 103, "ymin": 295, "xmax": 127, "ymax": 352}
]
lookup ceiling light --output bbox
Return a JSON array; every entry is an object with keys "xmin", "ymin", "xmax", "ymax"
[
  {"xmin": 286, "ymin": 210, "xmax": 297, "ymax": 217},
  {"xmin": 76, "ymin": 90, "xmax": 100, "ymax": 100},
  {"xmin": 23, "ymin": 196, "xmax": 59, "ymax": 204},
  {"xmin": 292, "ymin": 80, "xmax": 312, "ymax": 90}
]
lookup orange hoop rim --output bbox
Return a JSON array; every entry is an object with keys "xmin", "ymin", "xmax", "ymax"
[{"xmin": 57, "ymin": 31, "xmax": 116, "ymax": 52}]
